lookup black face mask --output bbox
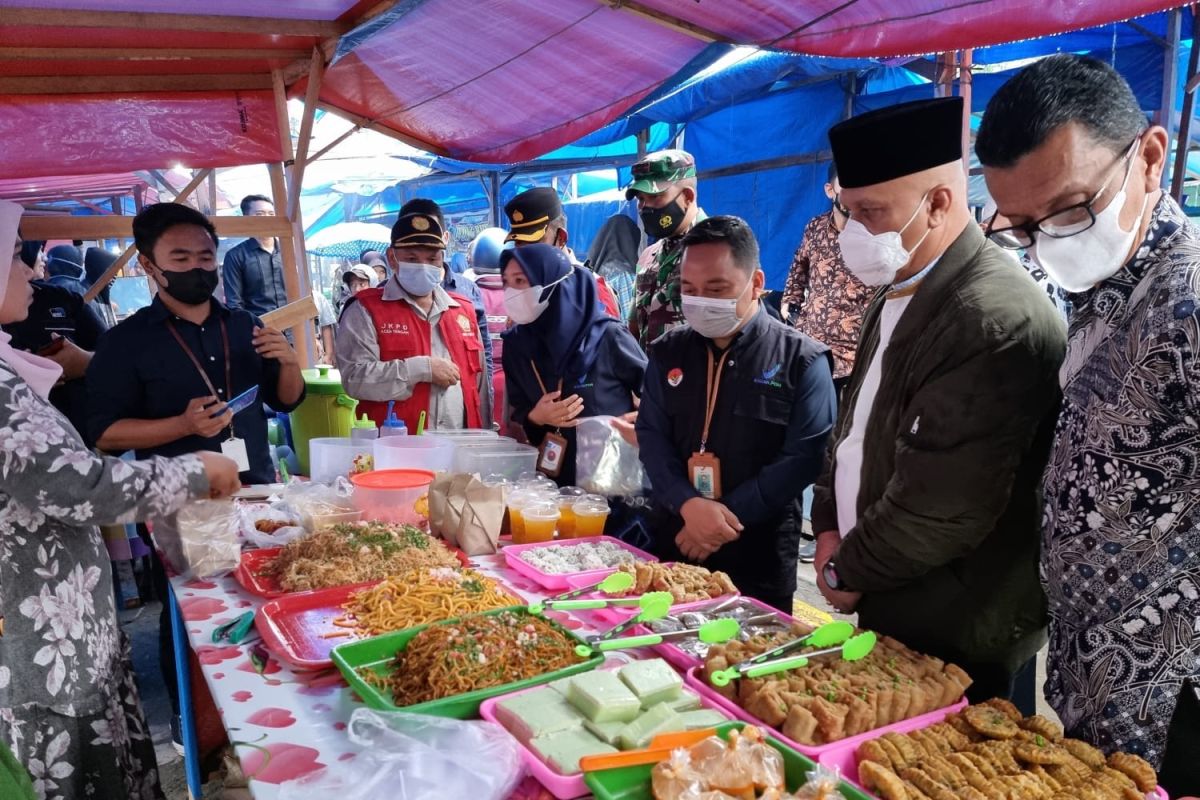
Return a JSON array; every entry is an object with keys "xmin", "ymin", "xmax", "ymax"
[
  {"xmin": 640, "ymin": 194, "xmax": 688, "ymax": 239},
  {"xmin": 159, "ymin": 267, "xmax": 218, "ymax": 306},
  {"xmin": 833, "ymin": 195, "xmax": 850, "ymax": 218}
]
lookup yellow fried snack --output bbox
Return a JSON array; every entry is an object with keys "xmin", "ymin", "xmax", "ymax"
[
  {"xmin": 1107, "ymin": 751, "xmax": 1157, "ymax": 792},
  {"xmin": 858, "ymin": 760, "xmax": 910, "ymax": 800},
  {"xmin": 859, "ymin": 738, "xmax": 894, "ymax": 769},
  {"xmin": 1014, "ymin": 739, "xmax": 1074, "ymax": 766},
  {"xmin": 899, "ymin": 766, "xmax": 959, "ymax": 800},
  {"xmin": 977, "ymin": 697, "xmax": 1022, "ymax": 722},
  {"xmin": 963, "ymin": 705, "xmax": 1020, "ymax": 740},
  {"xmin": 1061, "ymin": 738, "xmax": 1107, "ymax": 769},
  {"xmin": 1017, "ymin": 714, "xmax": 1065, "ymax": 742}
]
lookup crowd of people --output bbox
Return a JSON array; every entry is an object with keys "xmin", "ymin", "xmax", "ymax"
[{"xmin": 0, "ymin": 52, "xmax": 1196, "ymax": 798}]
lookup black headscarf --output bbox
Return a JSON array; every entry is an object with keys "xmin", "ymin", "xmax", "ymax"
[
  {"xmin": 84, "ymin": 247, "xmax": 118, "ymax": 305},
  {"xmin": 586, "ymin": 214, "xmax": 639, "ymax": 279}
]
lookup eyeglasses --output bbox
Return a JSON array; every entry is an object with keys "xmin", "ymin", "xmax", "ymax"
[{"xmin": 985, "ymin": 138, "xmax": 1140, "ymax": 250}]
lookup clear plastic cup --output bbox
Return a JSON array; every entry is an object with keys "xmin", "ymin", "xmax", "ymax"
[
  {"xmin": 506, "ymin": 489, "xmax": 533, "ymax": 541},
  {"xmin": 557, "ymin": 486, "xmax": 587, "ymax": 538},
  {"xmin": 519, "ymin": 501, "xmax": 560, "ymax": 544},
  {"xmin": 573, "ymin": 497, "xmax": 611, "ymax": 538}
]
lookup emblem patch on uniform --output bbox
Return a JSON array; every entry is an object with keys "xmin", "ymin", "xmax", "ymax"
[
  {"xmin": 512, "ymin": 210, "xmax": 524, "ymax": 223},
  {"xmin": 667, "ymin": 368, "xmax": 683, "ymax": 387},
  {"xmin": 456, "ymin": 314, "xmax": 472, "ymax": 333},
  {"xmin": 754, "ymin": 363, "xmax": 783, "ymax": 388},
  {"xmin": 412, "ymin": 215, "xmax": 431, "ymax": 231}
]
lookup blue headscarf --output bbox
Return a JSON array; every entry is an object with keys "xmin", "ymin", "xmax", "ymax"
[{"xmin": 501, "ymin": 244, "xmax": 616, "ymax": 380}]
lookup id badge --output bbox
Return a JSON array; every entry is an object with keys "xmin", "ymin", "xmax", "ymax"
[
  {"xmin": 221, "ymin": 437, "xmax": 250, "ymax": 472},
  {"xmin": 537, "ymin": 432, "xmax": 569, "ymax": 479},
  {"xmin": 687, "ymin": 452, "xmax": 722, "ymax": 500}
]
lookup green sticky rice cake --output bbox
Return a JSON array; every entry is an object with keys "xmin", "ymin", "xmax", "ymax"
[
  {"xmin": 566, "ymin": 669, "xmax": 642, "ymax": 723},
  {"xmin": 619, "ymin": 658, "xmax": 683, "ymax": 707},
  {"xmin": 495, "ymin": 688, "xmax": 583, "ymax": 743},
  {"xmin": 530, "ymin": 728, "xmax": 617, "ymax": 775}
]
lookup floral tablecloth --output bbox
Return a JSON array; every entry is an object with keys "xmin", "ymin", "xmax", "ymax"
[{"xmin": 170, "ymin": 551, "xmax": 601, "ymax": 799}]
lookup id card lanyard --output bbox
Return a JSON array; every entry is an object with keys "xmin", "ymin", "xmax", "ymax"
[
  {"xmin": 688, "ymin": 348, "xmax": 728, "ymax": 499},
  {"xmin": 530, "ymin": 360, "xmax": 568, "ymax": 479},
  {"xmin": 165, "ymin": 318, "xmax": 249, "ymax": 471}
]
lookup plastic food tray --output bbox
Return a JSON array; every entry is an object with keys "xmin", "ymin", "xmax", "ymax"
[
  {"xmin": 817, "ymin": 728, "xmax": 1171, "ymax": 799},
  {"xmin": 330, "ymin": 607, "xmax": 603, "ymax": 719},
  {"xmin": 479, "ymin": 661, "xmax": 732, "ymax": 800},
  {"xmin": 256, "ymin": 576, "xmax": 525, "ymax": 672},
  {"xmin": 234, "ymin": 539, "xmax": 470, "ymax": 599},
  {"xmin": 582, "ymin": 721, "xmax": 874, "ymax": 800},
  {"xmin": 684, "ymin": 666, "xmax": 969, "ymax": 759},
  {"xmin": 502, "ymin": 536, "xmax": 657, "ymax": 591},
  {"xmin": 255, "ymin": 581, "xmax": 380, "ymax": 671},
  {"xmin": 629, "ymin": 596, "xmax": 794, "ymax": 671}
]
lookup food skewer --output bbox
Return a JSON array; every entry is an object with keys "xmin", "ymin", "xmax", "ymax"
[
  {"xmin": 706, "ymin": 620, "xmax": 855, "ymax": 687},
  {"xmin": 709, "ymin": 631, "xmax": 878, "ymax": 686},
  {"xmin": 575, "ymin": 618, "xmax": 740, "ymax": 656}
]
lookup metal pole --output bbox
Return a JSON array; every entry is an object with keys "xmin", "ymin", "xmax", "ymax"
[
  {"xmin": 958, "ymin": 49, "xmax": 973, "ymax": 171},
  {"xmin": 1170, "ymin": 10, "xmax": 1200, "ymax": 201},
  {"xmin": 490, "ymin": 172, "xmax": 502, "ymax": 227},
  {"xmin": 1161, "ymin": 9, "xmax": 1183, "ymax": 188}
]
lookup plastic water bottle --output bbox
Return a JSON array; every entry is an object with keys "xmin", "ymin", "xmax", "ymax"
[{"xmin": 380, "ymin": 400, "xmax": 408, "ymax": 438}]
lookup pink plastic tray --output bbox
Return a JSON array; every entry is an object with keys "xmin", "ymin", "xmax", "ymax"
[
  {"xmin": 819, "ymin": 728, "xmax": 1170, "ymax": 800},
  {"xmin": 683, "ymin": 665, "xmax": 968, "ymax": 758},
  {"xmin": 502, "ymin": 536, "xmax": 657, "ymax": 591},
  {"xmin": 479, "ymin": 662, "xmax": 731, "ymax": 800},
  {"xmin": 631, "ymin": 597, "xmax": 794, "ymax": 672}
]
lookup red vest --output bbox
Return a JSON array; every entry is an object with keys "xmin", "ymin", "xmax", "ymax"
[{"xmin": 354, "ymin": 288, "xmax": 484, "ymax": 431}]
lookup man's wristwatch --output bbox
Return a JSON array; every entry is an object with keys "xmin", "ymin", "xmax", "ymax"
[{"xmin": 822, "ymin": 560, "xmax": 842, "ymax": 591}]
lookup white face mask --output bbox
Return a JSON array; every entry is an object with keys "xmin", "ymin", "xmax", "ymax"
[
  {"xmin": 837, "ymin": 193, "xmax": 931, "ymax": 286},
  {"xmin": 682, "ymin": 277, "xmax": 753, "ymax": 339},
  {"xmin": 503, "ymin": 267, "xmax": 573, "ymax": 325},
  {"xmin": 1032, "ymin": 143, "xmax": 1146, "ymax": 293},
  {"xmin": 394, "ymin": 261, "xmax": 443, "ymax": 297}
]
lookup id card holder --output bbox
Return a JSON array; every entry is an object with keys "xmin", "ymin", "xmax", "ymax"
[
  {"xmin": 221, "ymin": 437, "xmax": 250, "ymax": 472},
  {"xmin": 687, "ymin": 452, "xmax": 722, "ymax": 500},
  {"xmin": 537, "ymin": 431, "xmax": 569, "ymax": 479}
]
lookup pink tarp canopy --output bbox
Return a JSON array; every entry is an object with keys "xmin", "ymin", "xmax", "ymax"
[{"xmin": 0, "ymin": 0, "xmax": 1190, "ymax": 176}]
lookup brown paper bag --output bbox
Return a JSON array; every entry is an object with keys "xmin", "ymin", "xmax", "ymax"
[{"xmin": 428, "ymin": 472, "xmax": 505, "ymax": 555}]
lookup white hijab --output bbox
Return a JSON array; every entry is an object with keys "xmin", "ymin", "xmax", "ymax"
[{"xmin": 0, "ymin": 200, "xmax": 63, "ymax": 398}]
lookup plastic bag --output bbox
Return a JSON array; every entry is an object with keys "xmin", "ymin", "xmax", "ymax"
[
  {"xmin": 151, "ymin": 499, "xmax": 241, "ymax": 579},
  {"xmin": 574, "ymin": 415, "xmax": 649, "ymax": 497},
  {"xmin": 786, "ymin": 764, "xmax": 847, "ymax": 799},
  {"xmin": 280, "ymin": 477, "xmax": 360, "ymax": 529},
  {"xmin": 277, "ymin": 707, "xmax": 525, "ymax": 800},
  {"xmin": 237, "ymin": 502, "xmax": 306, "ymax": 549}
]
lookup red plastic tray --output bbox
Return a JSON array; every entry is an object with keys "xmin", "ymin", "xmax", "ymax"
[
  {"xmin": 235, "ymin": 539, "xmax": 472, "ymax": 599},
  {"xmin": 255, "ymin": 581, "xmax": 380, "ymax": 671}
]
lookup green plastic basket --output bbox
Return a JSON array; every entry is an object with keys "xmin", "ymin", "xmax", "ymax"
[
  {"xmin": 330, "ymin": 606, "xmax": 603, "ymax": 719},
  {"xmin": 583, "ymin": 721, "xmax": 874, "ymax": 800}
]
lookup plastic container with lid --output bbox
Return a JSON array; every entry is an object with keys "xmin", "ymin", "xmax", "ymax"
[
  {"xmin": 308, "ymin": 437, "xmax": 375, "ymax": 485},
  {"xmin": 349, "ymin": 413, "xmax": 378, "ymax": 442},
  {"xmin": 288, "ymin": 366, "xmax": 359, "ymax": 475},
  {"xmin": 350, "ymin": 469, "xmax": 436, "ymax": 526},
  {"xmin": 452, "ymin": 441, "xmax": 535, "ymax": 480},
  {"xmin": 373, "ymin": 434, "xmax": 454, "ymax": 472}
]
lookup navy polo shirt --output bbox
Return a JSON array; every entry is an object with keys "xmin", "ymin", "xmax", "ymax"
[{"xmin": 86, "ymin": 296, "xmax": 304, "ymax": 484}]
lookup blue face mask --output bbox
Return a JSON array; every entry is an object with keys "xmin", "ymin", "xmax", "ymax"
[{"xmin": 395, "ymin": 262, "xmax": 443, "ymax": 297}]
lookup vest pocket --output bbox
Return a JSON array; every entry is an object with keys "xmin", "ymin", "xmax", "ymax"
[{"xmin": 733, "ymin": 390, "xmax": 791, "ymax": 427}]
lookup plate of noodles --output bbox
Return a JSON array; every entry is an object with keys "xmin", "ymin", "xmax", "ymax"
[
  {"xmin": 254, "ymin": 568, "xmax": 523, "ymax": 671},
  {"xmin": 331, "ymin": 607, "xmax": 603, "ymax": 719},
  {"xmin": 235, "ymin": 521, "xmax": 468, "ymax": 597}
]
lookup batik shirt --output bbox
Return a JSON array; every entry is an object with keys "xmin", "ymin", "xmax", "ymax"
[
  {"xmin": 782, "ymin": 211, "xmax": 874, "ymax": 379},
  {"xmin": 633, "ymin": 208, "xmax": 705, "ymax": 349},
  {"xmin": 1042, "ymin": 195, "xmax": 1200, "ymax": 767}
]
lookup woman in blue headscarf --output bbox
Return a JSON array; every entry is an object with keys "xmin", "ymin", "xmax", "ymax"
[{"xmin": 501, "ymin": 244, "xmax": 646, "ymax": 486}]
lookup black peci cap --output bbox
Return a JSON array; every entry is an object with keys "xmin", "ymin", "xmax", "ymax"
[{"xmin": 829, "ymin": 97, "xmax": 964, "ymax": 189}]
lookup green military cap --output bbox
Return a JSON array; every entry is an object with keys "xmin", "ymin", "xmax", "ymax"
[{"xmin": 625, "ymin": 149, "xmax": 697, "ymax": 199}]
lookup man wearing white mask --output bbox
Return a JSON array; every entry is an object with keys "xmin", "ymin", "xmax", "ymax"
[
  {"xmin": 636, "ymin": 216, "xmax": 837, "ymax": 613},
  {"xmin": 978, "ymin": 55, "xmax": 1198, "ymax": 792},
  {"xmin": 336, "ymin": 211, "xmax": 489, "ymax": 431},
  {"xmin": 811, "ymin": 97, "xmax": 1067, "ymax": 712}
]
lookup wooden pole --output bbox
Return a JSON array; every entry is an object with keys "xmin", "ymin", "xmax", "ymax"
[
  {"xmin": 958, "ymin": 49, "xmax": 973, "ymax": 171},
  {"xmin": 307, "ymin": 122, "xmax": 362, "ymax": 165},
  {"xmin": 1171, "ymin": 10, "xmax": 1200, "ymax": 201},
  {"xmin": 271, "ymin": 70, "xmax": 314, "ymax": 367},
  {"xmin": 288, "ymin": 48, "xmax": 326, "ymax": 220},
  {"xmin": 81, "ymin": 169, "xmax": 212, "ymax": 303}
]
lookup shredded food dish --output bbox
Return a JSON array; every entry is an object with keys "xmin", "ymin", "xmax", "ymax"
[
  {"xmin": 336, "ymin": 567, "xmax": 518, "ymax": 637},
  {"xmin": 362, "ymin": 610, "xmax": 587, "ymax": 705},
  {"xmin": 266, "ymin": 521, "xmax": 460, "ymax": 592}
]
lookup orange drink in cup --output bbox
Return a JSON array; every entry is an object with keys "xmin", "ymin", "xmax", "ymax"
[
  {"xmin": 507, "ymin": 490, "xmax": 532, "ymax": 542},
  {"xmin": 572, "ymin": 497, "xmax": 610, "ymax": 538},
  {"xmin": 521, "ymin": 502, "xmax": 560, "ymax": 543},
  {"xmin": 557, "ymin": 486, "xmax": 586, "ymax": 538}
]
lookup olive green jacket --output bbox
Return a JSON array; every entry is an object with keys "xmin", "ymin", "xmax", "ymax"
[{"xmin": 811, "ymin": 222, "xmax": 1067, "ymax": 672}]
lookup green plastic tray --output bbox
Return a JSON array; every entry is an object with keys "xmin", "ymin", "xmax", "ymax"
[
  {"xmin": 583, "ymin": 722, "xmax": 874, "ymax": 800},
  {"xmin": 330, "ymin": 606, "xmax": 603, "ymax": 719}
]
